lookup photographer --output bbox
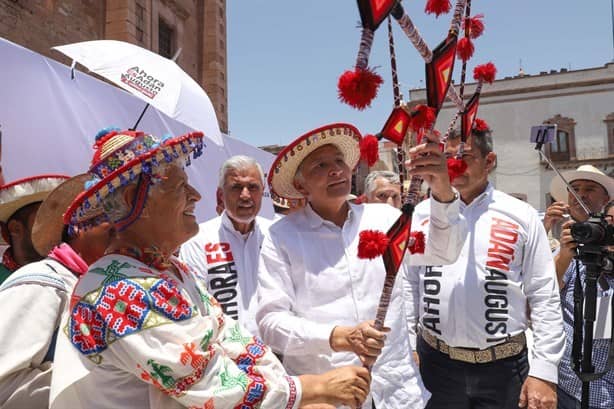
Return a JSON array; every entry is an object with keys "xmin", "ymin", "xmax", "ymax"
[{"xmin": 549, "ymin": 167, "xmax": 614, "ymax": 408}]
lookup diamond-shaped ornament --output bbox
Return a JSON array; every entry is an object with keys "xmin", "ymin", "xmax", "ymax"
[
  {"xmin": 425, "ymin": 36, "xmax": 457, "ymax": 114},
  {"xmin": 461, "ymin": 92, "xmax": 480, "ymax": 141},
  {"xmin": 357, "ymin": 0, "xmax": 397, "ymax": 31},
  {"xmin": 380, "ymin": 107, "xmax": 412, "ymax": 145}
]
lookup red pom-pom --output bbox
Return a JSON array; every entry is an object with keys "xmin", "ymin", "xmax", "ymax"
[
  {"xmin": 410, "ymin": 105, "xmax": 436, "ymax": 132},
  {"xmin": 473, "ymin": 118, "xmax": 490, "ymax": 132},
  {"xmin": 473, "ymin": 62, "xmax": 497, "ymax": 84},
  {"xmin": 425, "ymin": 0, "xmax": 451, "ymax": 17},
  {"xmin": 338, "ymin": 68, "xmax": 383, "ymax": 110},
  {"xmin": 358, "ymin": 230, "xmax": 389, "ymax": 259},
  {"xmin": 447, "ymin": 157, "xmax": 468, "ymax": 182},
  {"xmin": 409, "ymin": 231, "xmax": 426, "ymax": 254},
  {"xmin": 457, "ymin": 37, "xmax": 474, "ymax": 62},
  {"xmin": 360, "ymin": 134, "xmax": 380, "ymax": 167},
  {"xmin": 463, "ymin": 15, "xmax": 485, "ymax": 39}
]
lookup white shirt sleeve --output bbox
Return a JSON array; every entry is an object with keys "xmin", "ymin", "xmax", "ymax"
[
  {"xmin": 408, "ymin": 195, "xmax": 467, "ymax": 266},
  {"xmin": 256, "ymin": 233, "xmax": 336, "ymax": 357},
  {"xmin": 0, "ymin": 284, "xmax": 63, "ymax": 408},
  {"xmin": 402, "ymin": 264, "xmax": 421, "ymax": 350},
  {"xmin": 522, "ymin": 210, "xmax": 566, "ymax": 383}
]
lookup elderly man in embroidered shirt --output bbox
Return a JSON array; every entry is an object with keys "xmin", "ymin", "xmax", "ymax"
[
  {"xmin": 0, "ymin": 174, "xmax": 111, "ymax": 409},
  {"xmin": 257, "ymin": 123, "xmax": 466, "ymax": 408},
  {"xmin": 49, "ymin": 128, "xmax": 371, "ymax": 409},
  {"xmin": 180, "ymin": 155, "xmax": 271, "ymax": 337}
]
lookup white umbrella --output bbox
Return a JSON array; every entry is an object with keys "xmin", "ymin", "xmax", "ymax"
[{"xmin": 53, "ymin": 40, "xmax": 223, "ymax": 146}]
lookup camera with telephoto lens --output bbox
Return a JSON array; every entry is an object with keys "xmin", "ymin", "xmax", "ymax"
[
  {"xmin": 571, "ymin": 214, "xmax": 614, "ymax": 246},
  {"xmin": 571, "ymin": 214, "xmax": 614, "ymax": 275}
]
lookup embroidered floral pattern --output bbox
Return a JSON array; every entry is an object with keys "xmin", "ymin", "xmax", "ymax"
[
  {"xmin": 235, "ymin": 367, "xmax": 267, "ymax": 409},
  {"xmin": 70, "ymin": 302, "xmax": 108, "ymax": 354},
  {"xmin": 96, "ymin": 280, "xmax": 150, "ymax": 337},
  {"xmin": 180, "ymin": 342, "xmax": 205, "ymax": 369},
  {"xmin": 234, "ymin": 337, "xmax": 267, "ymax": 372},
  {"xmin": 227, "ymin": 322, "xmax": 254, "ymax": 346},
  {"xmin": 138, "ymin": 344, "xmax": 215, "ymax": 397},
  {"xmin": 149, "ymin": 279, "xmax": 192, "ymax": 321},
  {"xmin": 216, "ymin": 363, "xmax": 248, "ymax": 393},
  {"xmin": 90, "ymin": 260, "xmax": 132, "ymax": 286}
]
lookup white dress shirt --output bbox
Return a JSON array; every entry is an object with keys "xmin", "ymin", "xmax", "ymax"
[
  {"xmin": 179, "ymin": 212, "xmax": 271, "ymax": 336},
  {"xmin": 404, "ymin": 184, "xmax": 565, "ymax": 383},
  {"xmin": 257, "ymin": 198, "xmax": 465, "ymax": 408},
  {"xmin": 0, "ymin": 258, "xmax": 78, "ymax": 409}
]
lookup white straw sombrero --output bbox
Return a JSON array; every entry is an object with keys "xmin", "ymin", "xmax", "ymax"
[{"xmin": 268, "ymin": 123, "xmax": 362, "ymax": 201}]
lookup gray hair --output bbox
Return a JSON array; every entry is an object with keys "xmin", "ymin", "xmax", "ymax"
[
  {"xmin": 449, "ymin": 127, "xmax": 494, "ymax": 156},
  {"xmin": 100, "ymin": 162, "xmax": 177, "ymax": 223},
  {"xmin": 364, "ymin": 171, "xmax": 400, "ymax": 196},
  {"xmin": 218, "ymin": 155, "xmax": 264, "ymax": 188}
]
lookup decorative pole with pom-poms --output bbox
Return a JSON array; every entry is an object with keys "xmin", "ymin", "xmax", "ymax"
[
  {"xmin": 337, "ymin": 27, "xmax": 383, "ymax": 110},
  {"xmin": 338, "ymin": 0, "xmax": 399, "ymax": 110}
]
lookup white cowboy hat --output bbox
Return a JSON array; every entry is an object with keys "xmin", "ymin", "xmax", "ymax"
[
  {"xmin": 549, "ymin": 164, "xmax": 614, "ymax": 203},
  {"xmin": 268, "ymin": 123, "xmax": 362, "ymax": 201}
]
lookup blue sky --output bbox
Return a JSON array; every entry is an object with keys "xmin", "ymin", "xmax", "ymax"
[{"xmin": 227, "ymin": 1, "xmax": 614, "ymax": 148}]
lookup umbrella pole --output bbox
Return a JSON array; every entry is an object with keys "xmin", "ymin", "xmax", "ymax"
[{"xmin": 131, "ymin": 103, "xmax": 150, "ymax": 130}]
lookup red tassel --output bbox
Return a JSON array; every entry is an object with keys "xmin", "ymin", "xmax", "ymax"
[
  {"xmin": 410, "ymin": 105, "xmax": 436, "ymax": 132},
  {"xmin": 473, "ymin": 62, "xmax": 497, "ymax": 84},
  {"xmin": 425, "ymin": 0, "xmax": 451, "ymax": 17},
  {"xmin": 359, "ymin": 134, "xmax": 380, "ymax": 167},
  {"xmin": 457, "ymin": 37, "xmax": 474, "ymax": 62},
  {"xmin": 473, "ymin": 118, "xmax": 490, "ymax": 132},
  {"xmin": 463, "ymin": 15, "xmax": 485, "ymax": 39},
  {"xmin": 409, "ymin": 231, "xmax": 426, "ymax": 254},
  {"xmin": 338, "ymin": 68, "xmax": 383, "ymax": 110},
  {"xmin": 357, "ymin": 230, "xmax": 389, "ymax": 259},
  {"xmin": 447, "ymin": 157, "xmax": 468, "ymax": 182}
]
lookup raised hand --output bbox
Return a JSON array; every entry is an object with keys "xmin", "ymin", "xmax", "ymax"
[{"xmin": 405, "ymin": 141, "xmax": 456, "ymax": 203}]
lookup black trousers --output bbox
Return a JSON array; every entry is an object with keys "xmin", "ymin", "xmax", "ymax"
[{"xmin": 417, "ymin": 336, "xmax": 529, "ymax": 409}]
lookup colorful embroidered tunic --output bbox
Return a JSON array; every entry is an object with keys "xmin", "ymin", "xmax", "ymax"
[{"xmin": 50, "ymin": 254, "xmax": 301, "ymax": 409}]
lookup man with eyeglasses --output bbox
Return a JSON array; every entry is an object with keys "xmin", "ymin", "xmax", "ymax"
[{"xmin": 363, "ymin": 171, "xmax": 403, "ymax": 209}]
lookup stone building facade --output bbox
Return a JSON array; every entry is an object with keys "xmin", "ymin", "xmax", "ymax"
[{"xmin": 0, "ymin": 0, "xmax": 228, "ymax": 132}]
